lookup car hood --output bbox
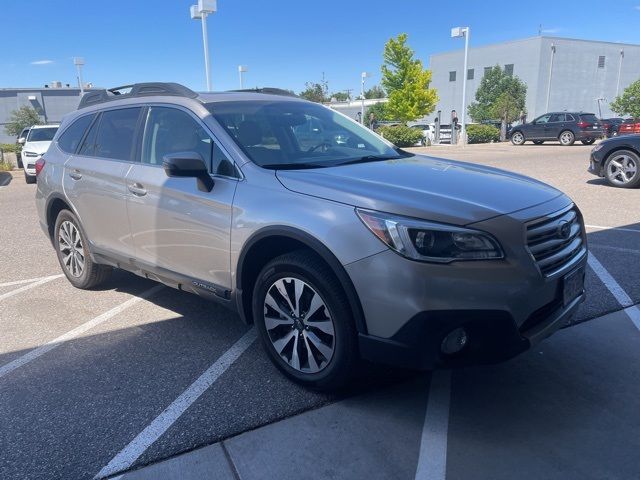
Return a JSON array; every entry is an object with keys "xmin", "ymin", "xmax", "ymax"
[
  {"xmin": 23, "ymin": 141, "xmax": 52, "ymax": 154},
  {"xmin": 276, "ymin": 155, "xmax": 564, "ymax": 225}
]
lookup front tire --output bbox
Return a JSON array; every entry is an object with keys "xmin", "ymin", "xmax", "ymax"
[
  {"xmin": 604, "ymin": 150, "xmax": 640, "ymax": 188},
  {"xmin": 252, "ymin": 251, "xmax": 358, "ymax": 390},
  {"xmin": 559, "ymin": 130, "xmax": 575, "ymax": 146},
  {"xmin": 511, "ymin": 131, "xmax": 525, "ymax": 145},
  {"xmin": 53, "ymin": 209, "xmax": 112, "ymax": 289}
]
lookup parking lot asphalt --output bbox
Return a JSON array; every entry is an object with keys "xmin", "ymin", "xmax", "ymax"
[{"xmin": 1, "ymin": 143, "xmax": 639, "ymax": 480}]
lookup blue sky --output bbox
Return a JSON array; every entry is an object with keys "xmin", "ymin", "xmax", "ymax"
[{"xmin": 2, "ymin": 0, "xmax": 640, "ymax": 95}]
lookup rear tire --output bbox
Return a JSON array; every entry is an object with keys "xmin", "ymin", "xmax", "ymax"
[
  {"xmin": 581, "ymin": 138, "xmax": 596, "ymax": 145},
  {"xmin": 511, "ymin": 131, "xmax": 525, "ymax": 145},
  {"xmin": 559, "ymin": 130, "xmax": 575, "ymax": 146},
  {"xmin": 532, "ymin": 140, "xmax": 544, "ymax": 145},
  {"xmin": 252, "ymin": 250, "xmax": 358, "ymax": 390},
  {"xmin": 604, "ymin": 150, "xmax": 640, "ymax": 188},
  {"xmin": 53, "ymin": 209, "xmax": 112, "ymax": 289}
]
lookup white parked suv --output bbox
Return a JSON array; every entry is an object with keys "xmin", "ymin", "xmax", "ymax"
[{"xmin": 21, "ymin": 124, "xmax": 59, "ymax": 183}]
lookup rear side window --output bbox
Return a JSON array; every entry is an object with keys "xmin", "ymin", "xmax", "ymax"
[
  {"xmin": 94, "ymin": 108, "xmax": 141, "ymax": 161},
  {"xmin": 58, "ymin": 115, "xmax": 95, "ymax": 153}
]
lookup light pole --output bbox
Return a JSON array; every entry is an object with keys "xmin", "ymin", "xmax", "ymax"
[
  {"xmin": 73, "ymin": 57, "xmax": 85, "ymax": 95},
  {"xmin": 451, "ymin": 27, "xmax": 469, "ymax": 145},
  {"xmin": 360, "ymin": 71, "xmax": 369, "ymax": 124},
  {"xmin": 190, "ymin": 0, "xmax": 217, "ymax": 91},
  {"xmin": 616, "ymin": 49, "xmax": 624, "ymax": 97},
  {"xmin": 238, "ymin": 65, "xmax": 248, "ymax": 89},
  {"xmin": 545, "ymin": 43, "xmax": 556, "ymax": 112}
]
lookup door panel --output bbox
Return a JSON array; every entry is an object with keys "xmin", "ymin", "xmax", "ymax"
[
  {"xmin": 125, "ymin": 106, "xmax": 237, "ymax": 290},
  {"xmin": 63, "ymin": 109, "xmax": 141, "ymax": 257}
]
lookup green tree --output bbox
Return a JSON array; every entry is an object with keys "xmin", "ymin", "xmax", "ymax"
[
  {"xmin": 299, "ymin": 80, "xmax": 329, "ymax": 103},
  {"xmin": 380, "ymin": 33, "xmax": 438, "ymax": 122},
  {"xmin": 611, "ymin": 79, "xmax": 640, "ymax": 119},
  {"xmin": 4, "ymin": 106, "xmax": 42, "ymax": 136},
  {"xmin": 330, "ymin": 91, "xmax": 350, "ymax": 102},
  {"xmin": 364, "ymin": 85, "xmax": 386, "ymax": 99},
  {"xmin": 468, "ymin": 65, "xmax": 527, "ymax": 140}
]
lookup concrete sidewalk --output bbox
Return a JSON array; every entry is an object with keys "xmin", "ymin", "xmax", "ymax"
[{"xmin": 113, "ymin": 308, "xmax": 640, "ymax": 480}]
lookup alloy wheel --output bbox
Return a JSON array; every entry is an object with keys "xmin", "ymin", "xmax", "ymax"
[
  {"xmin": 607, "ymin": 154, "xmax": 638, "ymax": 185},
  {"xmin": 263, "ymin": 277, "xmax": 335, "ymax": 374},
  {"xmin": 560, "ymin": 131, "xmax": 574, "ymax": 145},
  {"xmin": 58, "ymin": 220, "xmax": 85, "ymax": 277},
  {"xmin": 511, "ymin": 132, "xmax": 524, "ymax": 145}
]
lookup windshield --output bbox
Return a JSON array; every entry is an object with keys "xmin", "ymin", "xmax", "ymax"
[
  {"xmin": 27, "ymin": 127, "xmax": 58, "ymax": 142},
  {"xmin": 207, "ymin": 100, "xmax": 411, "ymax": 169}
]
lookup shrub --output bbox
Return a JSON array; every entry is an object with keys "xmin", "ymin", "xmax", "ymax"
[
  {"xmin": 467, "ymin": 124, "xmax": 500, "ymax": 144},
  {"xmin": 0, "ymin": 143, "xmax": 19, "ymax": 153},
  {"xmin": 377, "ymin": 124, "xmax": 424, "ymax": 147}
]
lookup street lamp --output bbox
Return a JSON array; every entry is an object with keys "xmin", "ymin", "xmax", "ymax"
[
  {"xmin": 545, "ymin": 43, "xmax": 556, "ymax": 112},
  {"xmin": 451, "ymin": 26, "xmax": 469, "ymax": 145},
  {"xmin": 73, "ymin": 57, "xmax": 85, "ymax": 95},
  {"xmin": 238, "ymin": 65, "xmax": 248, "ymax": 89},
  {"xmin": 360, "ymin": 71, "xmax": 370, "ymax": 124},
  {"xmin": 190, "ymin": 0, "xmax": 217, "ymax": 91}
]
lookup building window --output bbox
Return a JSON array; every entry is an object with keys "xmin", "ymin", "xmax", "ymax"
[
  {"xmin": 449, "ymin": 71, "xmax": 456, "ymax": 82},
  {"xmin": 484, "ymin": 66, "xmax": 492, "ymax": 76},
  {"xmin": 598, "ymin": 56, "xmax": 605, "ymax": 68},
  {"xmin": 467, "ymin": 68, "xmax": 474, "ymax": 80},
  {"xmin": 504, "ymin": 64, "xmax": 514, "ymax": 76}
]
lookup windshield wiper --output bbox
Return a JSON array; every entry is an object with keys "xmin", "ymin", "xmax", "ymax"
[
  {"xmin": 261, "ymin": 162, "xmax": 328, "ymax": 170},
  {"xmin": 337, "ymin": 155, "xmax": 405, "ymax": 166}
]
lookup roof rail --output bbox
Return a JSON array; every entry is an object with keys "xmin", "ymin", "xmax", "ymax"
[
  {"xmin": 77, "ymin": 82, "xmax": 198, "ymax": 110},
  {"xmin": 228, "ymin": 88, "xmax": 298, "ymax": 98}
]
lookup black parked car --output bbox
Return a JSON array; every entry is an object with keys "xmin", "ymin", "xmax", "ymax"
[
  {"xmin": 510, "ymin": 112, "xmax": 604, "ymax": 146},
  {"xmin": 589, "ymin": 134, "xmax": 640, "ymax": 188},
  {"xmin": 601, "ymin": 118, "xmax": 625, "ymax": 138}
]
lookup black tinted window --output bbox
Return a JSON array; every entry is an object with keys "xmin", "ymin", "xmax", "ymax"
[
  {"xmin": 28, "ymin": 127, "xmax": 59, "ymax": 142},
  {"xmin": 94, "ymin": 108, "xmax": 141, "ymax": 161},
  {"xmin": 58, "ymin": 115, "xmax": 94, "ymax": 153},
  {"xmin": 580, "ymin": 114, "xmax": 599, "ymax": 123},
  {"xmin": 78, "ymin": 114, "xmax": 100, "ymax": 156}
]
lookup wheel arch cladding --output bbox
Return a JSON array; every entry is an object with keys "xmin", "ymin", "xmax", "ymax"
[
  {"xmin": 236, "ymin": 226, "xmax": 367, "ymax": 334},
  {"xmin": 46, "ymin": 196, "xmax": 73, "ymax": 241}
]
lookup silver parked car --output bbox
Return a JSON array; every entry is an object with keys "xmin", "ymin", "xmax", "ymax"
[{"xmin": 36, "ymin": 83, "xmax": 587, "ymax": 389}]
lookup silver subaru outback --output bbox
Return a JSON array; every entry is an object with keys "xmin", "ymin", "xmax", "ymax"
[{"xmin": 35, "ymin": 83, "xmax": 587, "ymax": 389}]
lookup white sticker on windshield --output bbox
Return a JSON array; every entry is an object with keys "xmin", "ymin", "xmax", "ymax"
[{"xmin": 358, "ymin": 143, "xmax": 365, "ymax": 148}]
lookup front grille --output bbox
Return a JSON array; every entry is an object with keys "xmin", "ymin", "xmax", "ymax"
[{"xmin": 526, "ymin": 206, "xmax": 586, "ymax": 277}]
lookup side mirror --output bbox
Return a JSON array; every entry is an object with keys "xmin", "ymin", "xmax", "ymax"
[
  {"xmin": 18, "ymin": 137, "xmax": 26, "ymax": 145},
  {"xmin": 162, "ymin": 152, "xmax": 214, "ymax": 192}
]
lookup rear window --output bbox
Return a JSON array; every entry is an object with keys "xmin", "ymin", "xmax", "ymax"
[
  {"xmin": 58, "ymin": 115, "xmax": 95, "ymax": 153},
  {"xmin": 27, "ymin": 127, "xmax": 58, "ymax": 142},
  {"xmin": 579, "ymin": 114, "xmax": 599, "ymax": 123}
]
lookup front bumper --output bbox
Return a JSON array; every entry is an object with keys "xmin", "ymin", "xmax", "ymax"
[
  {"xmin": 588, "ymin": 150, "xmax": 605, "ymax": 177},
  {"xmin": 346, "ymin": 196, "xmax": 588, "ymax": 369}
]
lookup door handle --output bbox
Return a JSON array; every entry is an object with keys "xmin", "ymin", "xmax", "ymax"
[
  {"xmin": 128, "ymin": 182, "xmax": 147, "ymax": 196},
  {"xmin": 68, "ymin": 169, "xmax": 82, "ymax": 180}
]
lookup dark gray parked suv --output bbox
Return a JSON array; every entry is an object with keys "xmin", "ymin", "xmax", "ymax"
[
  {"xmin": 35, "ymin": 83, "xmax": 588, "ymax": 389},
  {"xmin": 510, "ymin": 112, "xmax": 604, "ymax": 146}
]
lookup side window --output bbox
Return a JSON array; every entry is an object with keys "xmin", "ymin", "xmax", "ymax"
[
  {"xmin": 565, "ymin": 114, "xmax": 575, "ymax": 122},
  {"xmin": 58, "ymin": 114, "xmax": 95, "ymax": 153},
  {"xmin": 549, "ymin": 114, "xmax": 563, "ymax": 123},
  {"xmin": 142, "ymin": 107, "xmax": 236, "ymax": 176},
  {"xmin": 78, "ymin": 114, "xmax": 101, "ymax": 156},
  {"xmin": 536, "ymin": 114, "xmax": 552, "ymax": 124},
  {"xmin": 94, "ymin": 108, "xmax": 141, "ymax": 161}
]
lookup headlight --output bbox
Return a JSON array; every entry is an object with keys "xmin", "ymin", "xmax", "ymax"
[
  {"xmin": 591, "ymin": 143, "xmax": 604, "ymax": 152},
  {"xmin": 356, "ymin": 208, "xmax": 504, "ymax": 263},
  {"xmin": 23, "ymin": 151, "xmax": 38, "ymax": 157}
]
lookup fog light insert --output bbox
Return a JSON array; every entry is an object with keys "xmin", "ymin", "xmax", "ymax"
[{"xmin": 441, "ymin": 327, "xmax": 468, "ymax": 355}]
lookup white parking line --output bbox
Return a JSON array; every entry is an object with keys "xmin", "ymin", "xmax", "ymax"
[
  {"xmin": 0, "ymin": 275, "xmax": 64, "ymax": 302},
  {"xmin": 0, "ymin": 285, "xmax": 163, "ymax": 380},
  {"xmin": 95, "ymin": 328, "xmax": 257, "ymax": 479},
  {"xmin": 0, "ymin": 274, "xmax": 64, "ymax": 288},
  {"xmin": 589, "ymin": 244, "xmax": 640, "ymax": 254},
  {"xmin": 415, "ymin": 370, "xmax": 452, "ymax": 480},
  {"xmin": 585, "ymin": 224, "xmax": 640, "ymax": 234},
  {"xmin": 588, "ymin": 253, "xmax": 640, "ymax": 331}
]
